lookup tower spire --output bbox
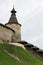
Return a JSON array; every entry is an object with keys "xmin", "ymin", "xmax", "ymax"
[
  {"xmin": 5, "ymin": 6, "xmax": 21, "ymax": 26},
  {"xmin": 13, "ymin": 4, "xmax": 14, "ymax": 9},
  {"xmin": 11, "ymin": 5, "xmax": 16, "ymax": 14}
]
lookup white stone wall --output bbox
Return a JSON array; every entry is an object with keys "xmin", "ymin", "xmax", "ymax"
[
  {"xmin": 0, "ymin": 25, "xmax": 15, "ymax": 42},
  {"xmin": 6, "ymin": 24, "xmax": 21, "ymax": 42}
]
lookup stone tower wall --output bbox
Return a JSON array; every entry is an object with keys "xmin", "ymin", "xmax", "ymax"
[
  {"xmin": 0, "ymin": 25, "xmax": 15, "ymax": 42},
  {"xmin": 6, "ymin": 24, "xmax": 21, "ymax": 42}
]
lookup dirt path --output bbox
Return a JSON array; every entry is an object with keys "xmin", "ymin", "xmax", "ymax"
[
  {"xmin": 4, "ymin": 49, "xmax": 21, "ymax": 62},
  {"xmin": 9, "ymin": 43, "xmax": 26, "ymax": 50}
]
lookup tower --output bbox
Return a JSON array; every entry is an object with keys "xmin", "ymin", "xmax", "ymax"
[{"xmin": 5, "ymin": 7, "xmax": 21, "ymax": 42}]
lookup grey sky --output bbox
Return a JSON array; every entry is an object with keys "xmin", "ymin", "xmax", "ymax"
[{"xmin": 0, "ymin": 0, "xmax": 43, "ymax": 49}]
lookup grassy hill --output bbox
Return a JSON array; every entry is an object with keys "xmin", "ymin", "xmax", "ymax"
[{"xmin": 0, "ymin": 43, "xmax": 43, "ymax": 65}]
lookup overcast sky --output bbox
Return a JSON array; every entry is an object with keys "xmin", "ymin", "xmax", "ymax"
[{"xmin": 0, "ymin": 0, "xmax": 43, "ymax": 49}]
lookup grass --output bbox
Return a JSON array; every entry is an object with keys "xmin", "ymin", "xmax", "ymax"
[{"xmin": 0, "ymin": 43, "xmax": 43, "ymax": 65}]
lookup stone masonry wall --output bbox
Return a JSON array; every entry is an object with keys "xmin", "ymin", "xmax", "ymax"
[
  {"xmin": 6, "ymin": 24, "xmax": 21, "ymax": 42},
  {"xmin": 0, "ymin": 25, "xmax": 15, "ymax": 42}
]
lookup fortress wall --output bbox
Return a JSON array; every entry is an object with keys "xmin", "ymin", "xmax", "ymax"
[
  {"xmin": 6, "ymin": 24, "xmax": 21, "ymax": 42},
  {"xmin": 0, "ymin": 25, "xmax": 15, "ymax": 42}
]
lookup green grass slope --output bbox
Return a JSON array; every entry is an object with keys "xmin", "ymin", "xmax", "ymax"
[{"xmin": 0, "ymin": 43, "xmax": 43, "ymax": 65}]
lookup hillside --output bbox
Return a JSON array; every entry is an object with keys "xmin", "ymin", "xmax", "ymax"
[{"xmin": 0, "ymin": 43, "xmax": 43, "ymax": 65}]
